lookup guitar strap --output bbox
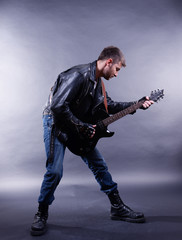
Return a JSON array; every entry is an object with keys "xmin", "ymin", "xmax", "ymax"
[
  {"xmin": 101, "ymin": 79, "xmax": 108, "ymax": 113},
  {"xmin": 47, "ymin": 123, "xmax": 55, "ymax": 166}
]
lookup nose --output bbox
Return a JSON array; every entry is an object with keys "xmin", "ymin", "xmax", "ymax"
[{"xmin": 114, "ymin": 72, "xmax": 118, "ymax": 77}]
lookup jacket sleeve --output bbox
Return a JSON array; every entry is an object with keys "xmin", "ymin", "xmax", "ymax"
[
  {"xmin": 106, "ymin": 92, "xmax": 136, "ymax": 114},
  {"xmin": 50, "ymin": 72, "xmax": 85, "ymax": 132}
]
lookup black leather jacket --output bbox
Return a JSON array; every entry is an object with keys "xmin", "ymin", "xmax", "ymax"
[{"xmin": 44, "ymin": 60, "xmax": 135, "ymax": 133}]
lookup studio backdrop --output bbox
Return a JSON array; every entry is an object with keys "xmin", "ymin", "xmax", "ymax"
[{"xmin": 0, "ymin": 0, "xmax": 182, "ymax": 192}]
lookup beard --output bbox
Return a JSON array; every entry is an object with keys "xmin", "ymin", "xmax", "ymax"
[
  {"xmin": 103, "ymin": 71, "xmax": 112, "ymax": 80},
  {"xmin": 103, "ymin": 66, "xmax": 115, "ymax": 80}
]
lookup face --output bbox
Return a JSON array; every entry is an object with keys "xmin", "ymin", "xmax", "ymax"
[{"xmin": 102, "ymin": 59, "xmax": 123, "ymax": 80}]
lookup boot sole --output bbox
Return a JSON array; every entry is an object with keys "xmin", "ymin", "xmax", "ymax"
[
  {"xmin": 30, "ymin": 227, "xmax": 47, "ymax": 236},
  {"xmin": 111, "ymin": 215, "xmax": 146, "ymax": 223}
]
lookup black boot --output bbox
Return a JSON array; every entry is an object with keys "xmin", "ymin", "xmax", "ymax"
[
  {"xmin": 30, "ymin": 203, "xmax": 49, "ymax": 236},
  {"xmin": 108, "ymin": 190, "xmax": 145, "ymax": 223}
]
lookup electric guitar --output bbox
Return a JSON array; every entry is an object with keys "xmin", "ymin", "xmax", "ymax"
[{"xmin": 57, "ymin": 89, "xmax": 164, "ymax": 156}]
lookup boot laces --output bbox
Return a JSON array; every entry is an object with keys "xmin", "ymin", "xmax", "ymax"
[{"xmin": 35, "ymin": 211, "xmax": 48, "ymax": 222}]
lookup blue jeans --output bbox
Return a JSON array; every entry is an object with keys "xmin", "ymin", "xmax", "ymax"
[{"xmin": 38, "ymin": 115, "xmax": 117, "ymax": 205}]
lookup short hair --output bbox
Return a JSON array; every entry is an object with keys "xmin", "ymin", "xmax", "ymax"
[{"xmin": 98, "ymin": 46, "xmax": 126, "ymax": 67}]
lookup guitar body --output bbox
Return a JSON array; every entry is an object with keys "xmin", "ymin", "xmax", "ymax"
[
  {"xmin": 56, "ymin": 109, "xmax": 114, "ymax": 156},
  {"xmin": 64, "ymin": 126, "xmax": 114, "ymax": 156}
]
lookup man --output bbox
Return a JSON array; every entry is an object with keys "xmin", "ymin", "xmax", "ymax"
[{"xmin": 30, "ymin": 46, "xmax": 153, "ymax": 236}]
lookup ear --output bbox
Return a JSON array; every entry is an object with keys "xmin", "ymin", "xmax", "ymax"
[{"xmin": 106, "ymin": 58, "xmax": 113, "ymax": 66}]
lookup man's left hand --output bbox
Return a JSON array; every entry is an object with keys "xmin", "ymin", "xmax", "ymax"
[{"xmin": 142, "ymin": 96, "xmax": 154, "ymax": 109}]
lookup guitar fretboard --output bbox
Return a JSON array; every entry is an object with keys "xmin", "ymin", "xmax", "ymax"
[{"xmin": 102, "ymin": 101, "xmax": 144, "ymax": 126}]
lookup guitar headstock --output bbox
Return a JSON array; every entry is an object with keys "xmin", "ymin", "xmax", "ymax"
[{"xmin": 149, "ymin": 89, "xmax": 164, "ymax": 102}]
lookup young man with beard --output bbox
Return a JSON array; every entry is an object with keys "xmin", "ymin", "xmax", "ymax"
[{"xmin": 30, "ymin": 46, "xmax": 153, "ymax": 236}]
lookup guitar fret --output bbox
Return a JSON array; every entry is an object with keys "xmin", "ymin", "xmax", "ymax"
[{"xmin": 102, "ymin": 101, "xmax": 144, "ymax": 126}]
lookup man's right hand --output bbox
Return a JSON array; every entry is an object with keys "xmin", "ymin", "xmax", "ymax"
[{"xmin": 78, "ymin": 123, "xmax": 96, "ymax": 139}]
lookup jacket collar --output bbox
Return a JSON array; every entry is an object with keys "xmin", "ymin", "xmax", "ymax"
[{"xmin": 89, "ymin": 60, "xmax": 98, "ymax": 82}]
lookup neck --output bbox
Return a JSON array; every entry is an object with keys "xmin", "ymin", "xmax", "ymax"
[{"xmin": 96, "ymin": 60, "xmax": 106, "ymax": 80}]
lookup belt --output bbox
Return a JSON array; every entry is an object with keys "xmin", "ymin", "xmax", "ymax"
[{"xmin": 43, "ymin": 112, "xmax": 52, "ymax": 116}]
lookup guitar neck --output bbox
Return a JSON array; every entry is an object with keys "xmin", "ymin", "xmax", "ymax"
[{"xmin": 101, "ymin": 101, "xmax": 145, "ymax": 127}]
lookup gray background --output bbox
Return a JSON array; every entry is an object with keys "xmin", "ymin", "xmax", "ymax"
[
  {"xmin": 1, "ymin": 1, "xmax": 182, "ymax": 239},
  {"xmin": 0, "ymin": 0, "xmax": 182, "ymax": 192}
]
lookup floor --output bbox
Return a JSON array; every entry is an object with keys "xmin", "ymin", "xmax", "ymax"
[{"xmin": 1, "ymin": 182, "xmax": 182, "ymax": 240}]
